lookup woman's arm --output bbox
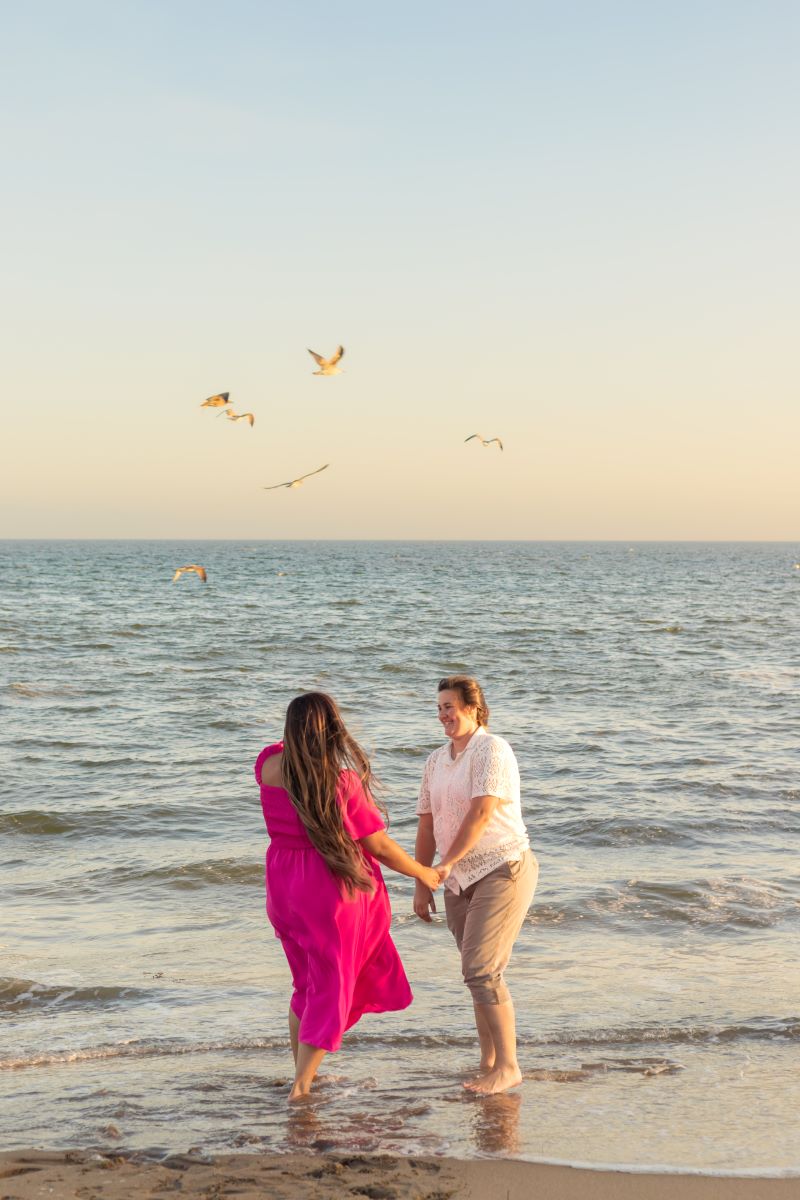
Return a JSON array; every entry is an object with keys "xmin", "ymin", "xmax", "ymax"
[
  {"xmin": 359, "ymin": 829, "xmax": 441, "ymax": 891},
  {"xmin": 436, "ymin": 793, "xmax": 500, "ymax": 872},
  {"xmin": 415, "ymin": 812, "xmax": 436, "ymax": 868},
  {"xmin": 413, "ymin": 814, "xmax": 438, "ymax": 922}
]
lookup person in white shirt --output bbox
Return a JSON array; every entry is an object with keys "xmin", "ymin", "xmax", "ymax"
[{"xmin": 415, "ymin": 675, "xmax": 537, "ymax": 1095}]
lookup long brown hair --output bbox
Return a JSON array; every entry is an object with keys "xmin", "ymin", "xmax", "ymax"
[{"xmin": 281, "ymin": 692, "xmax": 384, "ymax": 897}]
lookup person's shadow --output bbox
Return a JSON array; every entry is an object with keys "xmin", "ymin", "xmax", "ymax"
[{"xmin": 469, "ymin": 1092, "xmax": 522, "ymax": 1155}]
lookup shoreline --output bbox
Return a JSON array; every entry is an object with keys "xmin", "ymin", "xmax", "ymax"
[{"xmin": 1, "ymin": 1150, "xmax": 798, "ymax": 1200}]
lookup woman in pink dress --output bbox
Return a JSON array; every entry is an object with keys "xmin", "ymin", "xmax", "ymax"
[{"xmin": 256, "ymin": 691, "xmax": 442, "ymax": 1101}]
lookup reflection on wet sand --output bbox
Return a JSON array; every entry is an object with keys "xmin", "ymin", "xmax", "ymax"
[
  {"xmin": 282, "ymin": 1083, "xmax": 442, "ymax": 1156},
  {"xmin": 285, "ymin": 1102, "xmax": 326, "ymax": 1152},
  {"xmin": 469, "ymin": 1092, "xmax": 522, "ymax": 1155}
]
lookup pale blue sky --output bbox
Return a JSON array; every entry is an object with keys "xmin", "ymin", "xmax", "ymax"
[{"xmin": 2, "ymin": 1, "xmax": 798, "ymax": 538}]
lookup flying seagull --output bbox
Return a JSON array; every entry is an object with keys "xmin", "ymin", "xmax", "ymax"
[
  {"xmin": 172, "ymin": 565, "xmax": 208, "ymax": 583},
  {"xmin": 465, "ymin": 434, "xmax": 504, "ymax": 451},
  {"xmin": 201, "ymin": 393, "xmax": 230, "ymax": 408},
  {"xmin": 218, "ymin": 409, "xmax": 255, "ymax": 426},
  {"xmin": 262, "ymin": 464, "xmax": 330, "ymax": 491},
  {"xmin": 307, "ymin": 346, "xmax": 344, "ymax": 376}
]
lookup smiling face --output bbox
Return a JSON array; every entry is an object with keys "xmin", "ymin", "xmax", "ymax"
[{"xmin": 437, "ymin": 688, "xmax": 479, "ymax": 742}]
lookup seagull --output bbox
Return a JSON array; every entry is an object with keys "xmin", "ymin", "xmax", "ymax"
[
  {"xmin": 218, "ymin": 409, "xmax": 255, "ymax": 426},
  {"xmin": 465, "ymin": 434, "xmax": 504, "ymax": 451},
  {"xmin": 201, "ymin": 392, "xmax": 230, "ymax": 408},
  {"xmin": 172, "ymin": 565, "xmax": 208, "ymax": 583},
  {"xmin": 307, "ymin": 346, "xmax": 344, "ymax": 376},
  {"xmin": 262, "ymin": 464, "xmax": 330, "ymax": 491}
]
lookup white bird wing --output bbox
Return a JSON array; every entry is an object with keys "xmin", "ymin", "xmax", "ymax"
[
  {"xmin": 298, "ymin": 463, "xmax": 330, "ymax": 482},
  {"xmin": 172, "ymin": 569, "xmax": 183, "ymax": 582},
  {"xmin": 488, "ymin": 438, "xmax": 504, "ymax": 450},
  {"xmin": 330, "ymin": 345, "xmax": 344, "ymax": 365},
  {"xmin": 464, "ymin": 434, "xmax": 482, "ymax": 443},
  {"xmin": 263, "ymin": 465, "xmax": 328, "ymax": 490},
  {"xmin": 307, "ymin": 349, "xmax": 326, "ymax": 367}
]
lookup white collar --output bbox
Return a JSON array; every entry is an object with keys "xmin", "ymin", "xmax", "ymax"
[{"xmin": 445, "ymin": 725, "xmax": 487, "ymax": 763}]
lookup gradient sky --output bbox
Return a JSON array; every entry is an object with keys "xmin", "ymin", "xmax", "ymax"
[{"xmin": 2, "ymin": 1, "xmax": 798, "ymax": 539}]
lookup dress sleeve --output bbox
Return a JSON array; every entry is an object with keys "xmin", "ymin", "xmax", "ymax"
[
  {"xmin": 340, "ymin": 771, "xmax": 386, "ymax": 840},
  {"xmin": 470, "ymin": 737, "xmax": 516, "ymax": 803},
  {"xmin": 254, "ymin": 741, "xmax": 283, "ymax": 783},
  {"xmin": 416, "ymin": 754, "xmax": 433, "ymax": 815}
]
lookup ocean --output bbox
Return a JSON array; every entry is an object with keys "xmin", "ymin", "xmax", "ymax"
[{"xmin": 1, "ymin": 539, "xmax": 798, "ymax": 1170}]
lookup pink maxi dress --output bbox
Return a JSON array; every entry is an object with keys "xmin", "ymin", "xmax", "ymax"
[{"xmin": 255, "ymin": 742, "xmax": 413, "ymax": 1052}]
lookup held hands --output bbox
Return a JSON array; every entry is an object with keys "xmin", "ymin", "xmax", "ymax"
[
  {"xmin": 413, "ymin": 861, "xmax": 452, "ymax": 922},
  {"xmin": 418, "ymin": 865, "xmax": 442, "ymax": 892},
  {"xmin": 413, "ymin": 879, "xmax": 436, "ymax": 922}
]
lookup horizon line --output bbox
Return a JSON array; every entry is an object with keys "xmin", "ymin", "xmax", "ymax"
[{"xmin": 1, "ymin": 537, "xmax": 798, "ymax": 545}]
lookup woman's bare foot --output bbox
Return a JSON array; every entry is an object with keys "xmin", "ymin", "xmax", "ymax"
[
  {"xmin": 465, "ymin": 1056, "xmax": 496, "ymax": 1077},
  {"xmin": 289, "ymin": 1042, "xmax": 326, "ymax": 1103},
  {"xmin": 464, "ymin": 1065, "xmax": 523, "ymax": 1094}
]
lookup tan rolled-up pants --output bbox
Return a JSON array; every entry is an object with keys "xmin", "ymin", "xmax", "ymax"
[{"xmin": 444, "ymin": 850, "xmax": 538, "ymax": 1006}]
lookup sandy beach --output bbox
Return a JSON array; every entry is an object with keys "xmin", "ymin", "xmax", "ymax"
[{"xmin": 1, "ymin": 1150, "xmax": 797, "ymax": 1200}]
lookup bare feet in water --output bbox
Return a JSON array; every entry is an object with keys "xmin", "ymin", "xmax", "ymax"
[{"xmin": 464, "ymin": 1065, "xmax": 523, "ymax": 1094}]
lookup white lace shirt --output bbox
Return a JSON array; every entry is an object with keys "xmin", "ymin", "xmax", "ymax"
[{"xmin": 417, "ymin": 727, "xmax": 530, "ymax": 893}]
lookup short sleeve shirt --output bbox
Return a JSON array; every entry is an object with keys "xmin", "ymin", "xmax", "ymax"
[{"xmin": 417, "ymin": 727, "xmax": 530, "ymax": 893}]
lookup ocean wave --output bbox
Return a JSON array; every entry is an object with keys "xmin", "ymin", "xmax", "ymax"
[
  {"xmin": 0, "ymin": 805, "xmax": 237, "ymax": 839},
  {"xmin": 386, "ymin": 743, "xmax": 441, "ymax": 757},
  {"xmin": 0, "ymin": 1036, "xmax": 287, "ymax": 1071},
  {"xmin": 541, "ymin": 814, "xmax": 794, "ymax": 848},
  {"xmin": 544, "ymin": 816, "xmax": 685, "ymax": 846},
  {"xmin": 74, "ymin": 756, "xmax": 151, "ymax": 769},
  {"xmin": 13, "ymin": 737, "xmax": 94, "ymax": 750},
  {"xmin": 539, "ymin": 1017, "xmax": 800, "ymax": 1048},
  {"xmin": 0, "ymin": 977, "xmax": 152, "ymax": 1014},
  {"xmin": 2, "ymin": 1018, "xmax": 796, "ymax": 1071},
  {"xmin": 8, "ymin": 856, "xmax": 262, "ymax": 897},
  {"xmin": 727, "ymin": 667, "xmax": 800, "ymax": 692},
  {"xmin": 93, "ymin": 857, "xmax": 262, "ymax": 891},
  {"xmin": 5, "ymin": 682, "xmax": 80, "ymax": 699},
  {"xmin": 529, "ymin": 876, "xmax": 800, "ymax": 931},
  {"xmin": 0, "ymin": 809, "xmax": 79, "ymax": 835}
]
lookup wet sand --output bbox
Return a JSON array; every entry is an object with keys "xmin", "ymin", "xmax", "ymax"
[{"xmin": 0, "ymin": 1150, "xmax": 797, "ymax": 1200}]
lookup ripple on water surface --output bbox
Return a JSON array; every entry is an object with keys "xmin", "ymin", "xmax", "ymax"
[{"xmin": 2, "ymin": 539, "xmax": 799, "ymax": 1169}]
